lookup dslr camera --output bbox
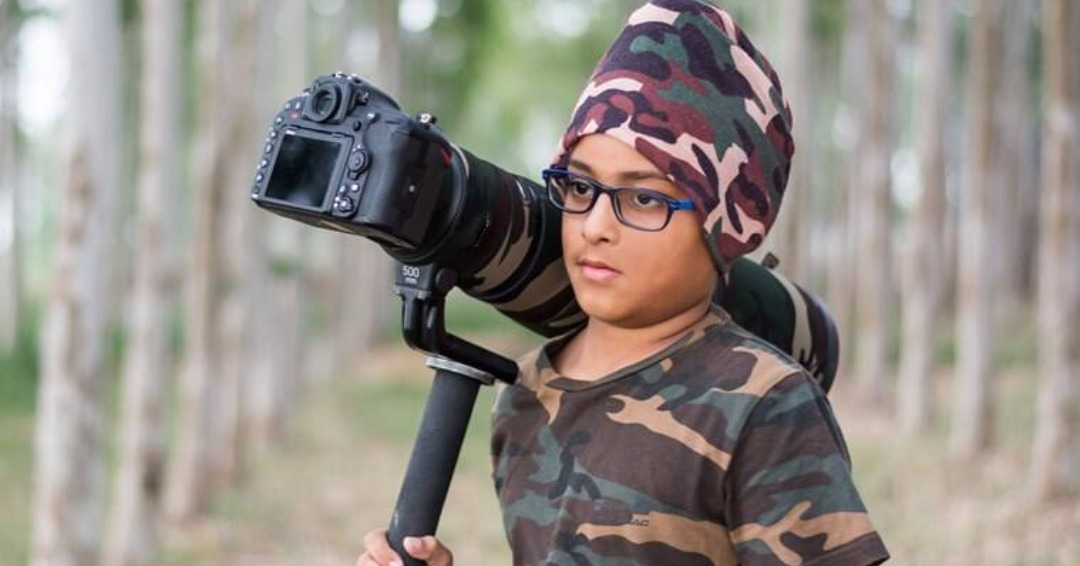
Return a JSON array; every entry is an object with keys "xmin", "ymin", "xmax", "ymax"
[
  {"xmin": 251, "ymin": 73, "xmax": 840, "ymax": 390},
  {"xmin": 251, "ymin": 73, "xmax": 489, "ymax": 266}
]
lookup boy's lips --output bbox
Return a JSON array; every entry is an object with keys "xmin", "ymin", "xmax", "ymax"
[{"xmin": 578, "ymin": 257, "xmax": 620, "ymax": 282}]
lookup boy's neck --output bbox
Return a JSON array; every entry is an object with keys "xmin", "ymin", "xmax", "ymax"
[{"xmin": 553, "ymin": 300, "xmax": 713, "ymax": 382}]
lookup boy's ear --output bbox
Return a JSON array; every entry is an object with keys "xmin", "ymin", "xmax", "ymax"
[{"xmin": 700, "ymin": 221, "xmax": 731, "ymax": 276}]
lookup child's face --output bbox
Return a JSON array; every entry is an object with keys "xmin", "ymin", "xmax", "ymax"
[{"xmin": 561, "ymin": 134, "xmax": 718, "ymax": 328}]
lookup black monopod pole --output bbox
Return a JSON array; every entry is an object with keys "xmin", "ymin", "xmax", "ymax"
[{"xmin": 386, "ymin": 357, "xmax": 493, "ymax": 566}]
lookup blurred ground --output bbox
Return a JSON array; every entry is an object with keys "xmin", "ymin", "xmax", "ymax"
[
  {"xmin": 2, "ymin": 301, "xmax": 1079, "ymax": 565},
  {"xmin": 833, "ymin": 372, "xmax": 1080, "ymax": 566},
  {"xmin": 159, "ymin": 336, "xmax": 1080, "ymax": 566},
  {"xmin": 160, "ymin": 329, "xmax": 532, "ymax": 566}
]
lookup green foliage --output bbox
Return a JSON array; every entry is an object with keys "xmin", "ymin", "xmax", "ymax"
[
  {"xmin": 444, "ymin": 290, "xmax": 529, "ymax": 337},
  {"xmin": 0, "ymin": 301, "xmax": 41, "ymax": 416},
  {"xmin": 11, "ymin": 0, "xmax": 58, "ymax": 23},
  {"xmin": 339, "ymin": 379, "xmax": 428, "ymax": 443},
  {"xmin": 398, "ymin": 0, "xmax": 634, "ymax": 174},
  {"xmin": 923, "ymin": 316, "xmax": 1038, "ymax": 370},
  {"xmin": 0, "ymin": 302, "xmax": 39, "ymax": 566},
  {"xmin": 336, "ymin": 376, "xmax": 497, "ymax": 475},
  {"xmin": 119, "ymin": 0, "xmax": 139, "ymax": 26},
  {"xmin": 406, "ymin": 0, "xmax": 500, "ymax": 114},
  {"xmin": 267, "ymin": 254, "xmax": 303, "ymax": 277},
  {"xmin": 996, "ymin": 319, "xmax": 1038, "ymax": 369},
  {"xmin": 106, "ymin": 320, "xmax": 127, "ymax": 382},
  {"xmin": 0, "ymin": 411, "xmax": 32, "ymax": 566},
  {"xmin": 811, "ymin": 0, "xmax": 846, "ymax": 41},
  {"xmin": 935, "ymin": 330, "xmax": 957, "ymax": 366}
]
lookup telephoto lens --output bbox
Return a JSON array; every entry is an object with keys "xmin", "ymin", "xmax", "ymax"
[{"xmin": 251, "ymin": 73, "xmax": 841, "ymax": 391}]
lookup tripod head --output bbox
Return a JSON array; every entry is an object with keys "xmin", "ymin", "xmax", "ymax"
[{"xmin": 393, "ymin": 261, "xmax": 518, "ymax": 384}]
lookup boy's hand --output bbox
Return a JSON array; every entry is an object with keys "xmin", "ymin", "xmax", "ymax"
[{"xmin": 357, "ymin": 528, "xmax": 454, "ymax": 566}]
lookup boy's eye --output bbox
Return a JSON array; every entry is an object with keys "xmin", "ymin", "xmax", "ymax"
[
  {"xmin": 568, "ymin": 179, "xmax": 594, "ymax": 197},
  {"xmin": 630, "ymin": 191, "xmax": 663, "ymax": 209}
]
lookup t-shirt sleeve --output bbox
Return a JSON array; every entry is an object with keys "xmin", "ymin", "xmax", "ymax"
[{"xmin": 722, "ymin": 371, "xmax": 890, "ymax": 566}]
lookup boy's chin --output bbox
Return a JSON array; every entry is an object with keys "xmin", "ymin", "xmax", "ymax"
[{"xmin": 577, "ymin": 296, "xmax": 656, "ymax": 329}]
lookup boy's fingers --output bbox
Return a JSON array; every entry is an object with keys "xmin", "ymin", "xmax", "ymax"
[
  {"xmin": 355, "ymin": 552, "xmax": 381, "ymax": 566},
  {"xmin": 356, "ymin": 552, "xmax": 388, "ymax": 566},
  {"xmin": 404, "ymin": 536, "xmax": 453, "ymax": 566},
  {"xmin": 362, "ymin": 528, "xmax": 404, "ymax": 566}
]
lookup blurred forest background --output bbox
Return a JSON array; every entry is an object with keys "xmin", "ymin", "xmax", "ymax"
[{"xmin": 1, "ymin": 0, "xmax": 1079, "ymax": 565}]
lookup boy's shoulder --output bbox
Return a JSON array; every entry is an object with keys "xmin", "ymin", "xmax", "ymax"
[
  {"xmin": 511, "ymin": 305, "xmax": 814, "ymax": 400},
  {"xmin": 672, "ymin": 306, "xmax": 814, "ymax": 398}
]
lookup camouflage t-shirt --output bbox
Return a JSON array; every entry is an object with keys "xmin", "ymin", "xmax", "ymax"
[{"xmin": 490, "ymin": 306, "xmax": 889, "ymax": 566}]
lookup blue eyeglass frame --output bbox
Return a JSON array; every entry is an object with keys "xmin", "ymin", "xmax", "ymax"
[{"xmin": 540, "ymin": 167, "xmax": 696, "ymax": 232}]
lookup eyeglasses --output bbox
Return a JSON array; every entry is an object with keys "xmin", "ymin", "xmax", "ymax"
[{"xmin": 541, "ymin": 168, "xmax": 696, "ymax": 232}]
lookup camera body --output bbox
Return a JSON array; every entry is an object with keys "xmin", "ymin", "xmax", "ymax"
[{"xmin": 251, "ymin": 73, "xmax": 462, "ymax": 251}]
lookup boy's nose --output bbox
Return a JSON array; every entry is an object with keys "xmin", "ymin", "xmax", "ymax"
[{"xmin": 581, "ymin": 192, "xmax": 620, "ymax": 243}]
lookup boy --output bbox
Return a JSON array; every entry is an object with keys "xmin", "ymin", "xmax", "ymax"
[{"xmin": 359, "ymin": 1, "xmax": 889, "ymax": 564}]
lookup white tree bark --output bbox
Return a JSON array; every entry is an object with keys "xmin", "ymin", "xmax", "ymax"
[
  {"xmin": 164, "ymin": 0, "xmax": 233, "ymax": 522},
  {"xmin": 30, "ymin": 0, "xmax": 122, "ymax": 563},
  {"xmin": 373, "ymin": 0, "xmax": 402, "ymax": 100},
  {"xmin": 995, "ymin": 0, "xmax": 1038, "ymax": 327},
  {"xmin": 853, "ymin": 0, "xmax": 894, "ymax": 405},
  {"xmin": 0, "ymin": 0, "xmax": 21, "ymax": 355},
  {"xmin": 898, "ymin": 0, "xmax": 953, "ymax": 437},
  {"xmin": 828, "ymin": 0, "xmax": 865, "ymax": 383},
  {"xmin": 1030, "ymin": 0, "xmax": 1080, "ymax": 501},
  {"xmin": 102, "ymin": 0, "xmax": 181, "ymax": 563},
  {"xmin": 951, "ymin": 0, "xmax": 1003, "ymax": 459},
  {"xmin": 246, "ymin": 0, "xmax": 308, "ymax": 449},
  {"xmin": 237, "ymin": 0, "xmax": 276, "ymax": 456},
  {"xmin": 211, "ymin": 0, "xmax": 261, "ymax": 491},
  {"xmin": 246, "ymin": 268, "xmax": 302, "ymax": 447},
  {"xmin": 31, "ymin": 0, "xmax": 122, "ymax": 563}
]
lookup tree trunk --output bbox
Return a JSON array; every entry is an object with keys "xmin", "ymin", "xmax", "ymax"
[
  {"xmin": 102, "ymin": 1, "xmax": 182, "ymax": 563},
  {"xmin": 164, "ymin": 0, "xmax": 234, "ymax": 522},
  {"xmin": 853, "ymin": 0, "xmax": 894, "ymax": 405},
  {"xmin": 827, "ymin": 0, "xmax": 864, "ymax": 385},
  {"xmin": 1030, "ymin": 0, "xmax": 1080, "ymax": 501},
  {"xmin": 31, "ymin": 154, "xmax": 107, "ymax": 566},
  {"xmin": 951, "ymin": 0, "xmax": 1003, "ymax": 459},
  {"xmin": 995, "ymin": 0, "xmax": 1038, "ymax": 327},
  {"xmin": 237, "ymin": 0, "xmax": 276, "ymax": 455},
  {"xmin": 0, "ymin": 0, "xmax": 22, "ymax": 355},
  {"xmin": 898, "ymin": 0, "xmax": 953, "ymax": 437},
  {"xmin": 29, "ymin": 0, "xmax": 122, "ymax": 564},
  {"xmin": 211, "ymin": 0, "xmax": 261, "ymax": 491},
  {"xmin": 246, "ymin": 0, "xmax": 308, "ymax": 450},
  {"xmin": 83, "ymin": 0, "xmax": 124, "ymax": 340},
  {"xmin": 246, "ymin": 273, "xmax": 302, "ymax": 447}
]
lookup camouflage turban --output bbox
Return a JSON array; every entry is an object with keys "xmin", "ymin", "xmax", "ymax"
[{"xmin": 550, "ymin": 0, "xmax": 794, "ymax": 273}]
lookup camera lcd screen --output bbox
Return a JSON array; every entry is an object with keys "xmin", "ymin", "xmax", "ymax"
[{"xmin": 265, "ymin": 133, "xmax": 344, "ymax": 209}]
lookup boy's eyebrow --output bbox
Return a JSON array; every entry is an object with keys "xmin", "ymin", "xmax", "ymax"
[
  {"xmin": 566, "ymin": 159, "xmax": 597, "ymax": 175},
  {"xmin": 567, "ymin": 159, "xmax": 670, "ymax": 184}
]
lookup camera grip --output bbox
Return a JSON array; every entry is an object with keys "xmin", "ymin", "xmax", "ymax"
[{"xmin": 387, "ymin": 369, "xmax": 481, "ymax": 566}]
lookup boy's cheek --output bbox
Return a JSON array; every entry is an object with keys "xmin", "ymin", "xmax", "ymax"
[
  {"xmin": 573, "ymin": 271, "xmax": 654, "ymax": 321},
  {"xmin": 571, "ymin": 275, "xmax": 628, "ymax": 315}
]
